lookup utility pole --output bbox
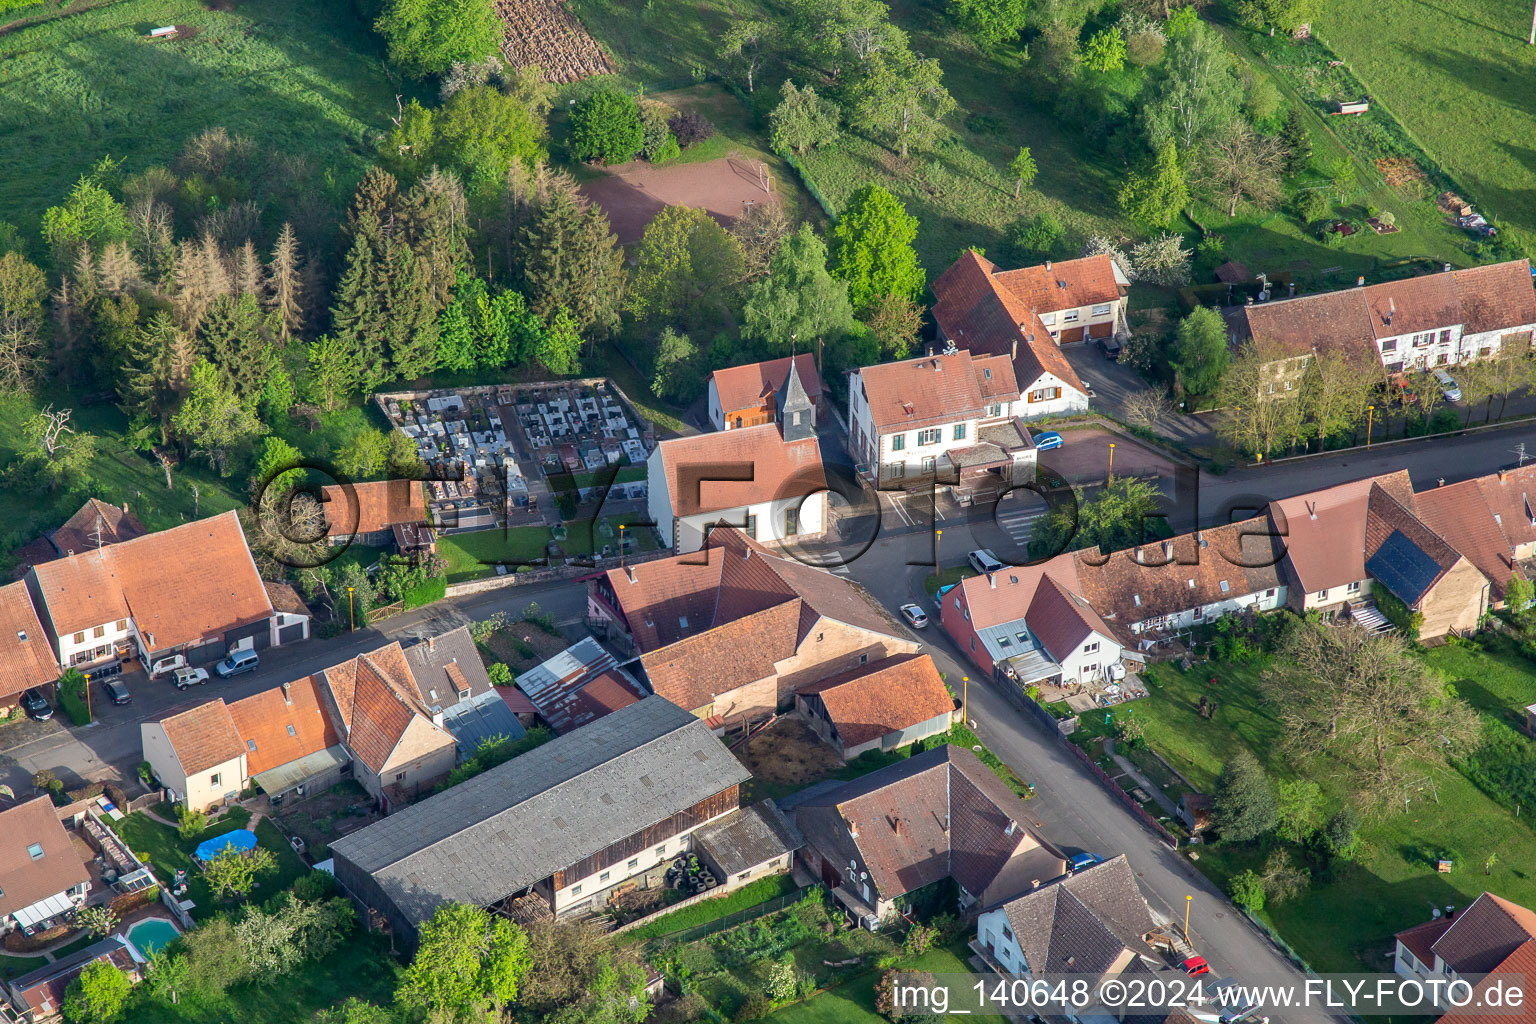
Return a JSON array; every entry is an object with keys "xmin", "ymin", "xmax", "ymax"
[
  {"xmin": 1184, "ymin": 895, "xmax": 1192, "ymax": 943},
  {"xmin": 1529, "ymin": 0, "xmax": 1535, "ymax": 45}
]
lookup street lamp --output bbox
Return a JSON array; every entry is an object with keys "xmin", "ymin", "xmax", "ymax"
[
  {"xmin": 619, "ymin": 524, "xmax": 626, "ymax": 568},
  {"xmin": 962, "ymin": 675, "xmax": 969, "ymax": 726},
  {"xmin": 347, "ymin": 586, "xmax": 355, "ymax": 632},
  {"xmin": 1367, "ymin": 404, "xmax": 1376, "ymax": 447},
  {"xmin": 1107, "ymin": 442, "xmax": 1116, "ymax": 479},
  {"xmin": 936, "ymin": 528, "xmax": 943, "ymax": 568},
  {"xmin": 1184, "ymin": 895, "xmax": 1193, "ymax": 943}
]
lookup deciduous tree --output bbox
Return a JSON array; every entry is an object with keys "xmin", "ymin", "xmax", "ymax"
[
  {"xmin": 949, "ymin": 0, "xmax": 1028, "ymax": 46},
  {"xmin": 172, "ymin": 360, "xmax": 261, "ymax": 475},
  {"xmin": 1118, "ymin": 144, "xmax": 1188, "ymax": 228},
  {"xmin": 845, "ymin": 41, "xmax": 956, "ymax": 159},
  {"xmin": 202, "ymin": 844, "xmax": 276, "ymax": 901},
  {"xmin": 718, "ymin": 21, "xmax": 773, "ymax": 93},
  {"xmin": 375, "ymin": 0, "xmax": 501, "ymax": 77},
  {"xmin": 1173, "ymin": 306, "xmax": 1228, "ymax": 396},
  {"xmin": 830, "ymin": 185, "xmax": 924, "ymax": 314},
  {"xmin": 769, "ymin": 81, "xmax": 841, "ymax": 156},
  {"xmin": 743, "ymin": 224, "xmax": 856, "ymax": 350},
  {"xmin": 1139, "ymin": 23, "xmax": 1241, "ymax": 152},
  {"xmin": 1082, "ymin": 27, "xmax": 1128, "ymax": 72},
  {"xmin": 1201, "ymin": 120, "xmax": 1285, "ymax": 217},
  {"xmin": 397, "ymin": 903, "xmax": 531, "ymax": 1024},
  {"xmin": 568, "ymin": 89, "xmax": 644, "ymax": 165},
  {"xmin": 62, "ymin": 960, "xmax": 131, "ymax": 1024},
  {"xmin": 627, "ymin": 206, "xmax": 744, "ymax": 329},
  {"xmin": 1008, "ymin": 146, "xmax": 1038, "ymax": 199}
]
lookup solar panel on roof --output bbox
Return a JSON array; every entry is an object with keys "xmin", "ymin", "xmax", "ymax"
[{"xmin": 1365, "ymin": 529, "xmax": 1444, "ymax": 606}]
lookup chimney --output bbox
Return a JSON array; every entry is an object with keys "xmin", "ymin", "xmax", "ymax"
[
  {"xmin": 1438, "ymin": 478, "xmax": 1446, "ymax": 487},
  {"xmin": 1045, "ymin": 260, "xmax": 1052, "ymax": 271},
  {"xmin": 624, "ymin": 564, "xmax": 637, "ymax": 583},
  {"xmin": 1288, "ymin": 282, "xmax": 1296, "ymax": 297},
  {"xmin": 1357, "ymin": 276, "xmax": 1366, "ymax": 287},
  {"xmin": 1498, "ymin": 468, "xmax": 1506, "ymax": 481},
  {"xmin": 988, "ymin": 572, "xmax": 996, "ymax": 589},
  {"xmin": 1444, "ymin": 263, "xmax": 1452, "ymax": 272},
  {"xmin": 427, "ymin": 635, "xmax": 435, "ymax": 651},
  {"xmin": 281, "ymin": 681, "xmax": 292, "ymax": 706},
  {"xmin": 122, "ymin": 501, "xmax": 128, "ymax": 514},
  {"xmin": 744, "ymin": 545, "xmax": 752, "ymax": 560},
  {"xmin": 1246, "ymin": 295, "xmax": 1254, "ymax": 307},
  {"xmin": 1386, "ymin": 297, "xmax": 1395, "ymax": 327},
  {"xmin": 1012, "ymin": 337, "xmax": 1019, "ymax": 360},
  {"xmin": 940, "ymin": 813, "xmax": 950, "ymax": 834},
  {"xmin": 1306, "ymin": 500, "xmax": 1318, "ymax": 521},
  {"xmin": 848, "ymin": 821, "xmax": 860, "ymax": 839}
]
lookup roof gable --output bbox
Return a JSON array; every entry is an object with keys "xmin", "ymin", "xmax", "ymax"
[
  {"xmin": 0, "ymin": 797, "xmax": 91, "ymax": 919},
  {"xmin": 1430, "ymin": 892, "xmax": 1536, "ymax": 974},
  {"xmin": 227, "ymin": 677, "xmax": 340, "ymax": 775},
  {"xmin": 159, "ymin": 699, "xmax": 245, "ymax": 775},
  {"xmin": 711, "ymin": 355, "xmax": 825, "ymax": 415},
  {"xmin": 655, "ymin": 425, "xmax": 826, "ymax": 518}
]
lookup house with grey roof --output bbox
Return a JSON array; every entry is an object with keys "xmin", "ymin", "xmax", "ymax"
[
  {"xmin": 693, "ymin": 801, "xmax": 803, "ymax": 892},
  {"xmin": 329, "ymin": 696, "xmax": 750, "ymax": 944}
]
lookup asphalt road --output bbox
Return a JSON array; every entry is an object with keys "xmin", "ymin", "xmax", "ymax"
[{"xmin": 0, "ymin": 578, "xmax": 590, "ymax": 795}]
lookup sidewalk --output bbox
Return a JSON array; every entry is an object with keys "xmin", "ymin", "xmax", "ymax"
[{"xmin": 1105, "ymin": 738, "xmax": 1180, "ymax": 819}]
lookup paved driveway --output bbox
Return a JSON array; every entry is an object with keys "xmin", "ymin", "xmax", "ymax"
[{"xmin": 1064, "ymin": 345, "xmax": 1217, "ymax": 448}]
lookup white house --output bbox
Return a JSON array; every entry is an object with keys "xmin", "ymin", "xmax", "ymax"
[
  {"xmin": 707, "ymin": 354, "xmax": 825, "ymax": 432},
  {"xmin": 141, "ymin": 700, "xmax": 248, "ymax": 811},
  {"xmin": 848, "ymin": 348, "xmax": 1038, "ymax": 492},
  {"xmin": 650, "ymin": 361, "xmax": 826, "ymax": 553},
  {"xmin": 1393, "ymin": 892, "xmax": 1536, "ymax": 1012}
]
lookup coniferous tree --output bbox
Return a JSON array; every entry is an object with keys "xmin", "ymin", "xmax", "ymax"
[
  {"xmin": 514, "ymin": 185, "xmax": 623, "ymax": 338},
  {"xmin": 233, "ymin": 239, "xmax": 265, "ymax": 299},
  {"xmin": 123, "ymin": 311, "xmax": 201, "ymax": 439},
  {"xmin": 266, "ymin": 222, "xmax": 304, "ymax": 343},
  {"xmin": 95, "ymin": 241, "xmax": 143, "ymax": 298},
  {"xmin": 1212, "ymin": 748, "xmax": 1277, "ymax": 842},
  {"xmin": 201, "ymin": 293, "xmax": 278, "ymax": 401},
  {"xmin": 378, "ymin": 241, "xmax": 440, "ymax": 381},
  {"xmin": 403, "ymin": 169, "xmax": 469, "ymax": 310},
  {"xmin": 328, "ymin": 229, "xmax": 388, "ymax": 392}
]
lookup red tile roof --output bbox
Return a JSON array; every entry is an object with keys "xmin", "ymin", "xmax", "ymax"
[
  {"xmin": 0, "ymin": 580, "xmax": 59, "ymax": 699},
  {"xmin": 797, "ymin": 653, "xmax": 954, "ymax": 748},
  {"xmin": 316, "ymin": 644, "xmax": 440, "ymax": 774},
  {"xmin": 31, "ymin": 511, "xmax": 273, "ymax": 654},
  {"xmin": 1475, "ymin": 463, "xmax": 1536, "ymax": 554},
  {"xmin": 1363, "ymin": 272, "xmax": 1463, "ymax": 339},
  {"xmin": 0, "ymin": 797, "xmax": 90, "ymax": 920},
  {"xmin": 50, "ymin": 499, "xmax": 145, "ymax": 558},
  {"xmin": 930, "ymin": 250, "xmax": 1087, "ymax": 395},
  {"xmin": 1026, "ymin": 575, "xmax": 1115, "ymax": 661},
  {"xmin": 1397, "ymin": 917, "xmax": 1454, "ymax": 968},
  {"xmin": 710, "ymin": 355, "xmax": 825, "ymax": 416},
  {"xmin": 1411, "ymin": 480, "xmax": 1515, "ymax": 599},
  {"xmin": 856, "ymin": 348, "xmax": 1021, "ymax": 432},
  {"xmin": 1362, "ymin": 482, "xmax": 1464, "ymax": 605},
  {"xmin": 159, "ymin": 699, "xmax": 245, "ymax": 775},
  {"xmin": 227, "ymin": 677, "xmax": 341, "ymax": 775},
  {"xmin": 1451, "ymin": 259, "xmax": 1536, "ymax": 335},
  {"xmin": 321, "ymin": 480, "xmax": 428, "ymax": 538},
  {"xmin": 654, "ymin": 425, "xmax": 825, "ymax": 518},
  {"xmin": 1435, "ymin": 940, "xmax": 1536, "ymax": 1024},
  {"xmin": 1267, "ymin": 470, "xmax": 1414, "ymax": 594},
  {"xmin": 1429, "ymin": 892, "xmax": 1536, "ymax": 974},
  {"xmin": 952, "ymin": 554, "xmax": 1078, "ymax": 630}
]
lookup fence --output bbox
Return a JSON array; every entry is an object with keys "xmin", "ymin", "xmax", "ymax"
[
  {"xmin": 159, "ymin": 885, "xmax": 195, "ymax": 931},
  {"xmin": 639, "ymin": 884, "xmax": 813, "ymax": 950}
]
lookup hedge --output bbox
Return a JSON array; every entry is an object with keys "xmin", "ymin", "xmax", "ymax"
[
  {"xmin": 401, "ymin": 575, "xmax": 447, "ymax": 610},
  {"xmin": 56, "ymin": 669, "xmax": 89, "ymax": 726}
]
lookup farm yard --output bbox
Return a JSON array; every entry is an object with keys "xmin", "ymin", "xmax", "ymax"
[{"xmin": 495, "ymin": 0, "xmax": 612, "ymax": 83}]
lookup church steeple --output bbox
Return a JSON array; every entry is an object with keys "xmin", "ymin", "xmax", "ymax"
[{"xmin": 775, "ymin": 358, "xmax": 816, "ymax": 443}]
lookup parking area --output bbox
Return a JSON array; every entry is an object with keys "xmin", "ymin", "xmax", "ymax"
[{"xmin": 1037, "ymin": 426, "xmax": 1184, "ymax": 488}]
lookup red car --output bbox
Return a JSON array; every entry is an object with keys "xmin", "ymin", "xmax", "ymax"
[{"xmin": 1181, "ymin": 956, "xmax": 1210, "ymax": 976}]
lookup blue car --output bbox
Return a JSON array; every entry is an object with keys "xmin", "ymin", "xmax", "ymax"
[
  {"xmin": 1034, "ymin": 431, "xmax": 1064, "ymax": 451},
  {"xmin": 1068, "ymin": 852, "xmax": 1102, "ymax": 873}
]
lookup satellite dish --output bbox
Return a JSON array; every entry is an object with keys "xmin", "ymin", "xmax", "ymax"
[
  {"xmin": 849, "ymin": 860, "xmax": 857, "ymax": 870},
  {"xmin": 860, "ymin": 871, "xmax": 868, "ymax": 880}
]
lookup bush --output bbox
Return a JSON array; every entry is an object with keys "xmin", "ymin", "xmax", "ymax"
[
  {"xmin": 1322, "ymin": 806, "xmax": 1362, "ymax": 861},
  {"xmin": 486, "ymin": 662, "xmax": 512, "ymax": 686},
  {"xmin": 1428, "ymin": 407, "xmax": 1460, "ymax": 434},
  {"xmin": 1373, "ymin": 588, "xmax": 1423, "ymax": 640},
  {"xmin": 1229, "ymin": 869, "xmax": 1266, "ymax": 912},
  {"xmin": 568, "ymin": 89, "xmax": 644, "ymax": 164},
  {"xmin": 650, "ymin": 135, "xmax": 682, "ymax": 165},
  {"xmin": 1006, "ymin": 212, "xmax": 1065, "ymax": 260},
  {"xmin": 1295, "ymin": 190, "xmax": 1330, "ymax": 224},
  {"xmin": 737, "ymin": 993, "xmax": 773, "ymax": 1021},
  {"xmin": 668, "ymin": 111, "xmax": 716, "ymax": 148},
  {"xmin": 56, "ymin": 668, "xmax": 90, "ymax": 726},
  {"xmin": 176, "ymin": 805, "xmax": 208, "ymax": 839},
  {"xmin": 639, "ymin": 103, "xmax": 672, "ymax": 160},
  {"xmin": 1113, "ymin": 714, "xmax": 1147, "ymax": 748}
]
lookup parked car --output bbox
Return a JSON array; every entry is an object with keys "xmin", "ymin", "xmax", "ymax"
[
  {"xmin": 213, "ymin": 649, "xmax": 259, "ymax": 678},
  {"xmin": 149, "ymin": 654, "xmax": 187, "ymax": 679},
  {"xmin": 102, "ymin": 678, "xmax": 132, "ymax": 705},
  {"xmin": 1101, "ymin": 337, "xmax": 1122, "ymax": 360},
  {"xmin": 1033, "ymin": 431, "xmax": 1064, "ymax": 451},
  {"xmin": 900, "ymin": 603, "xmax": 929, "ymax": 628},
  {"xmin": 1434, "ymin": 368, "xmax": 1462, "ymax": 403},
  {"xmin": 1181, "ymin": 956, "xmax": 1211, "ymax": 976},
  {"xmin": 968, "ymin": 549, "xmax": 1006, "ymax": 575},
  {"xmin": 1068, "ymin": 852, "xmax": 1102, "ymax": 872},
  {"xmin": 171, "ymin": 667, "xmax": 208, "ymax": 690},
  {"xmin": 20, "ymin": 688, "xmax": 52, "ymax": 721}
]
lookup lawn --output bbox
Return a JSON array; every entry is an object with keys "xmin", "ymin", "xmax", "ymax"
[
  {"xmin": 0, "ymin": 954, "xmax": 48, "ymax": 981},
  {"xmin": 112, "ymin": 806, "xmax": 309, "ymax": 921},
  {"xmin": 0, "ymin": 0, "xmax": 405, "ymax": 232},
  {"xmin": 626, "ymin": 874, "xmax": 800, "ymax": 943},
  {"xmin": 1309, "ymin": 0, "xmax": 1536, "ymax": 236},
  {"xmin": 118, "ymin": 932, "xmax": 401, "ymax": 1024},
  {"xmin": 766, "ymin": 941, "xmax": 1008, "ymax": 1024},
  {"xmin": 437, "ymin": 519, "xmax": 660, "ymax": 582},
  {"xmin": 1108, "ymin": 650, "xmax": 1536, "ymax": 973}
]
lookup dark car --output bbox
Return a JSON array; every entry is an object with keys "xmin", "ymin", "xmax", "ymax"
[
  {"xmin": 21, "ymin": 687, "xmax": 52, "ymax": 721},
  {"xmin": 102, "ymin": 678, "xmax": 132, "ymax": 706},
  {"xmin": 1101, "ymin": 337, "xmax": 1123, "ymax": 361}
]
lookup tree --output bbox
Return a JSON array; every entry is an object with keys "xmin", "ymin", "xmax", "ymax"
[
  {"xmin": 266, "ymin": 223, "xmax": 304, "ymax": 342},
  {"xmin": 201, "ymin": 293, "xmax": 279, "ymax": 402},
  {"xmin": 1234, "ymin": 0, "xmax": 1317, "ymax": 32},
  {"xmin": 374, "ymin": 0, "xmax": 501, "ymax": 77},
  {"xmin": 1008, "ymin": 147, "xmax": 1038, "ymax": 199},
  {"xmin": 1140, "ymin": 24, "xmax": 1242, "ymax": 152},
  {"xmin": 42, "ymin": 176, "xmax": 130, "ymax": 266},
  {"xmin": 1131, "ymin": 231, "xmax": 1193, "ymax": 286},
  {"xmin": 17, "ymin": 406, "xmax": 97, "ymax": 492},
  {"xmin": 718, "ymin": 21, "xmax": 772, "ymax": 93},
  {"xmin": 627, "ymin": 205, "xmax": 745, "ymax": 329},
  {"xmin": 339, "ymin": 428, "xmax": 390, "ymax": 479},
  {"xmin": 513, "ymin": 182, "xmax": 625, "ymax": 337},
  {"xmin": 1263, "ymin": 618, "xmax": 1482, "ymax": 806},
  {"xmin": 743, "ymin": 224, "xmax": 857, "ymax": 351},
  {"xmin": 1299, "ymin": 348, "xmax": 1376, "ymax": 447},
  {"xmin": 1322, "ymin": 807, "xmax": 1362, "ymax": 860},
  {"xmin": 143, "ymin": 949, "xmax": 191, "ymax": 1007},
  {"xmin": 1173, "ymin": 306, "xmax": 1228, "ymax": 396},
  {"xmin": 830, "ymin": 185, "xmax": 924, "ymax": 315},
  {"xmin": 1505, "ymin": 574, "xmax": 1535, "ymax": 612},
  {"xmin": 305, "ymin": 334, "xmax": 361, "ymax": 411},
  {"xmin": 397, "ymin": 903, "xmax": 531, "ymax": 1024},
  {"xmin": 1201, "ymin": 120, "xmax": 1285, "ymax": 217},
  {"xmin": 1280, "ymin": 106, "xmax": 1313, "ymax": 173},
  {"xmin": 864, "ymin": 291, "xmax": 924, "ymax": 358},
  {"xmin": 180, "ymin": 917, "xmax": 252, "ymax": 993},
  {"xmin": 668, "ymin": 111, "xmax": 715, "ymax": 148},
  {"xmin": 202, "ymin": 844, "xmax": 276, "ymax": 901},
  {"xmin": 651, "ymin": 327, "xmax": 703, "ymax": 403},
  {"xmin": 1259, "ymin": 849, "xmax": 1310, "ymax": 903},
  {"xmin": 568, "ymin": 89, "xmax": 645, "ymax": 165},
  {"xmin": 0, "ymin": 251, "xmax": 48, "ymax": 395},
  {"xmin": 769, "ymin": 81, "xmax": 841, "ymax": 156},
  {"xmin": 236, "ymin": 901, "xmax": 307, "ymax": 974},
  {"xmin": 172, "ymin": 361, "xmax": 261, "ymax": 475},
  {"xmin": 389, "ymin": 87, "xmax": 547, "ymax": 188},
  {"xmin": 731, "ymin": 200, "xmax": 791, "ymax": 280},
  {"xmin": 1229, "ymin": 869, "xmax": 1265, "ymax": 912},
  {"xmin": 62, "ymin": 960, "xmax": 131, "ymax": 1024},
  {"xmin": 75, "ymin": 905, "xmax": 119, "ymax": 939},
  {"xmin": 536, "ymin": 308, "xmax": 583, "ymax": 375},
  {"xmin": 1216, "ymin": 343, "xmax": 1304, "ymax": 457},
  {"xmin": 1329, "ymin": 156, "xmax": 1357, "ymax": 202},
  {"xmin": 1121, "ymin": 389, "xmax": 1172, "ymax": 431},
  {"xmin": 1027, "ymin": 477, "xmax": 1164, "ymax": 558},
  {"xmin": 1212, "ymin": 748, "xmax": 1276, "ymax": 841},
  {"xmin": 950, "ymin": 0, "xmax": 1027, "ymax": 46},
  {"xmin": 1273, "ymin": 778, "xmax": 1324, "ymax": 843},
  {"xmin": 845, "ymin": 42, "xmax": 956, "ymax": 159},
  {"xmin": 1082, "ymin": 27, "xmax": 1128, "ymax": 72},
  {"xmin": 1119, "ymin": 144, "xmax": 1189, "ymax": 228}
]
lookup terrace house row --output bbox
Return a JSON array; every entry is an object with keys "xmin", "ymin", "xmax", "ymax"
[
  {"xmin": 585, "ymin": 528, "xmax": 918, "ymax": 728},
  {"xmin": 1238, "ymin": 258, "xmax": 1536, "ymax": 387}
]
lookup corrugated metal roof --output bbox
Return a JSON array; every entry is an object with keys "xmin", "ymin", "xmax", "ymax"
[
  {"xmin": 439, "ymin": 689, "xmax": 525, "ymax": 756},
  {"xmin": 329, "ymin": 696, "xmax": 749, "ymax": 925}
]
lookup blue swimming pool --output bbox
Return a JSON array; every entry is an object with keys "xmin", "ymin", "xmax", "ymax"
[{"xmin": 125, "ymin": 917, "xmax": 180, "ymax": 955}]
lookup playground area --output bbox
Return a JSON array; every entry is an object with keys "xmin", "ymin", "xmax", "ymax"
[{"xmin": 581, "ymin": 154, "xmax": 781, "ymax": 244}]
